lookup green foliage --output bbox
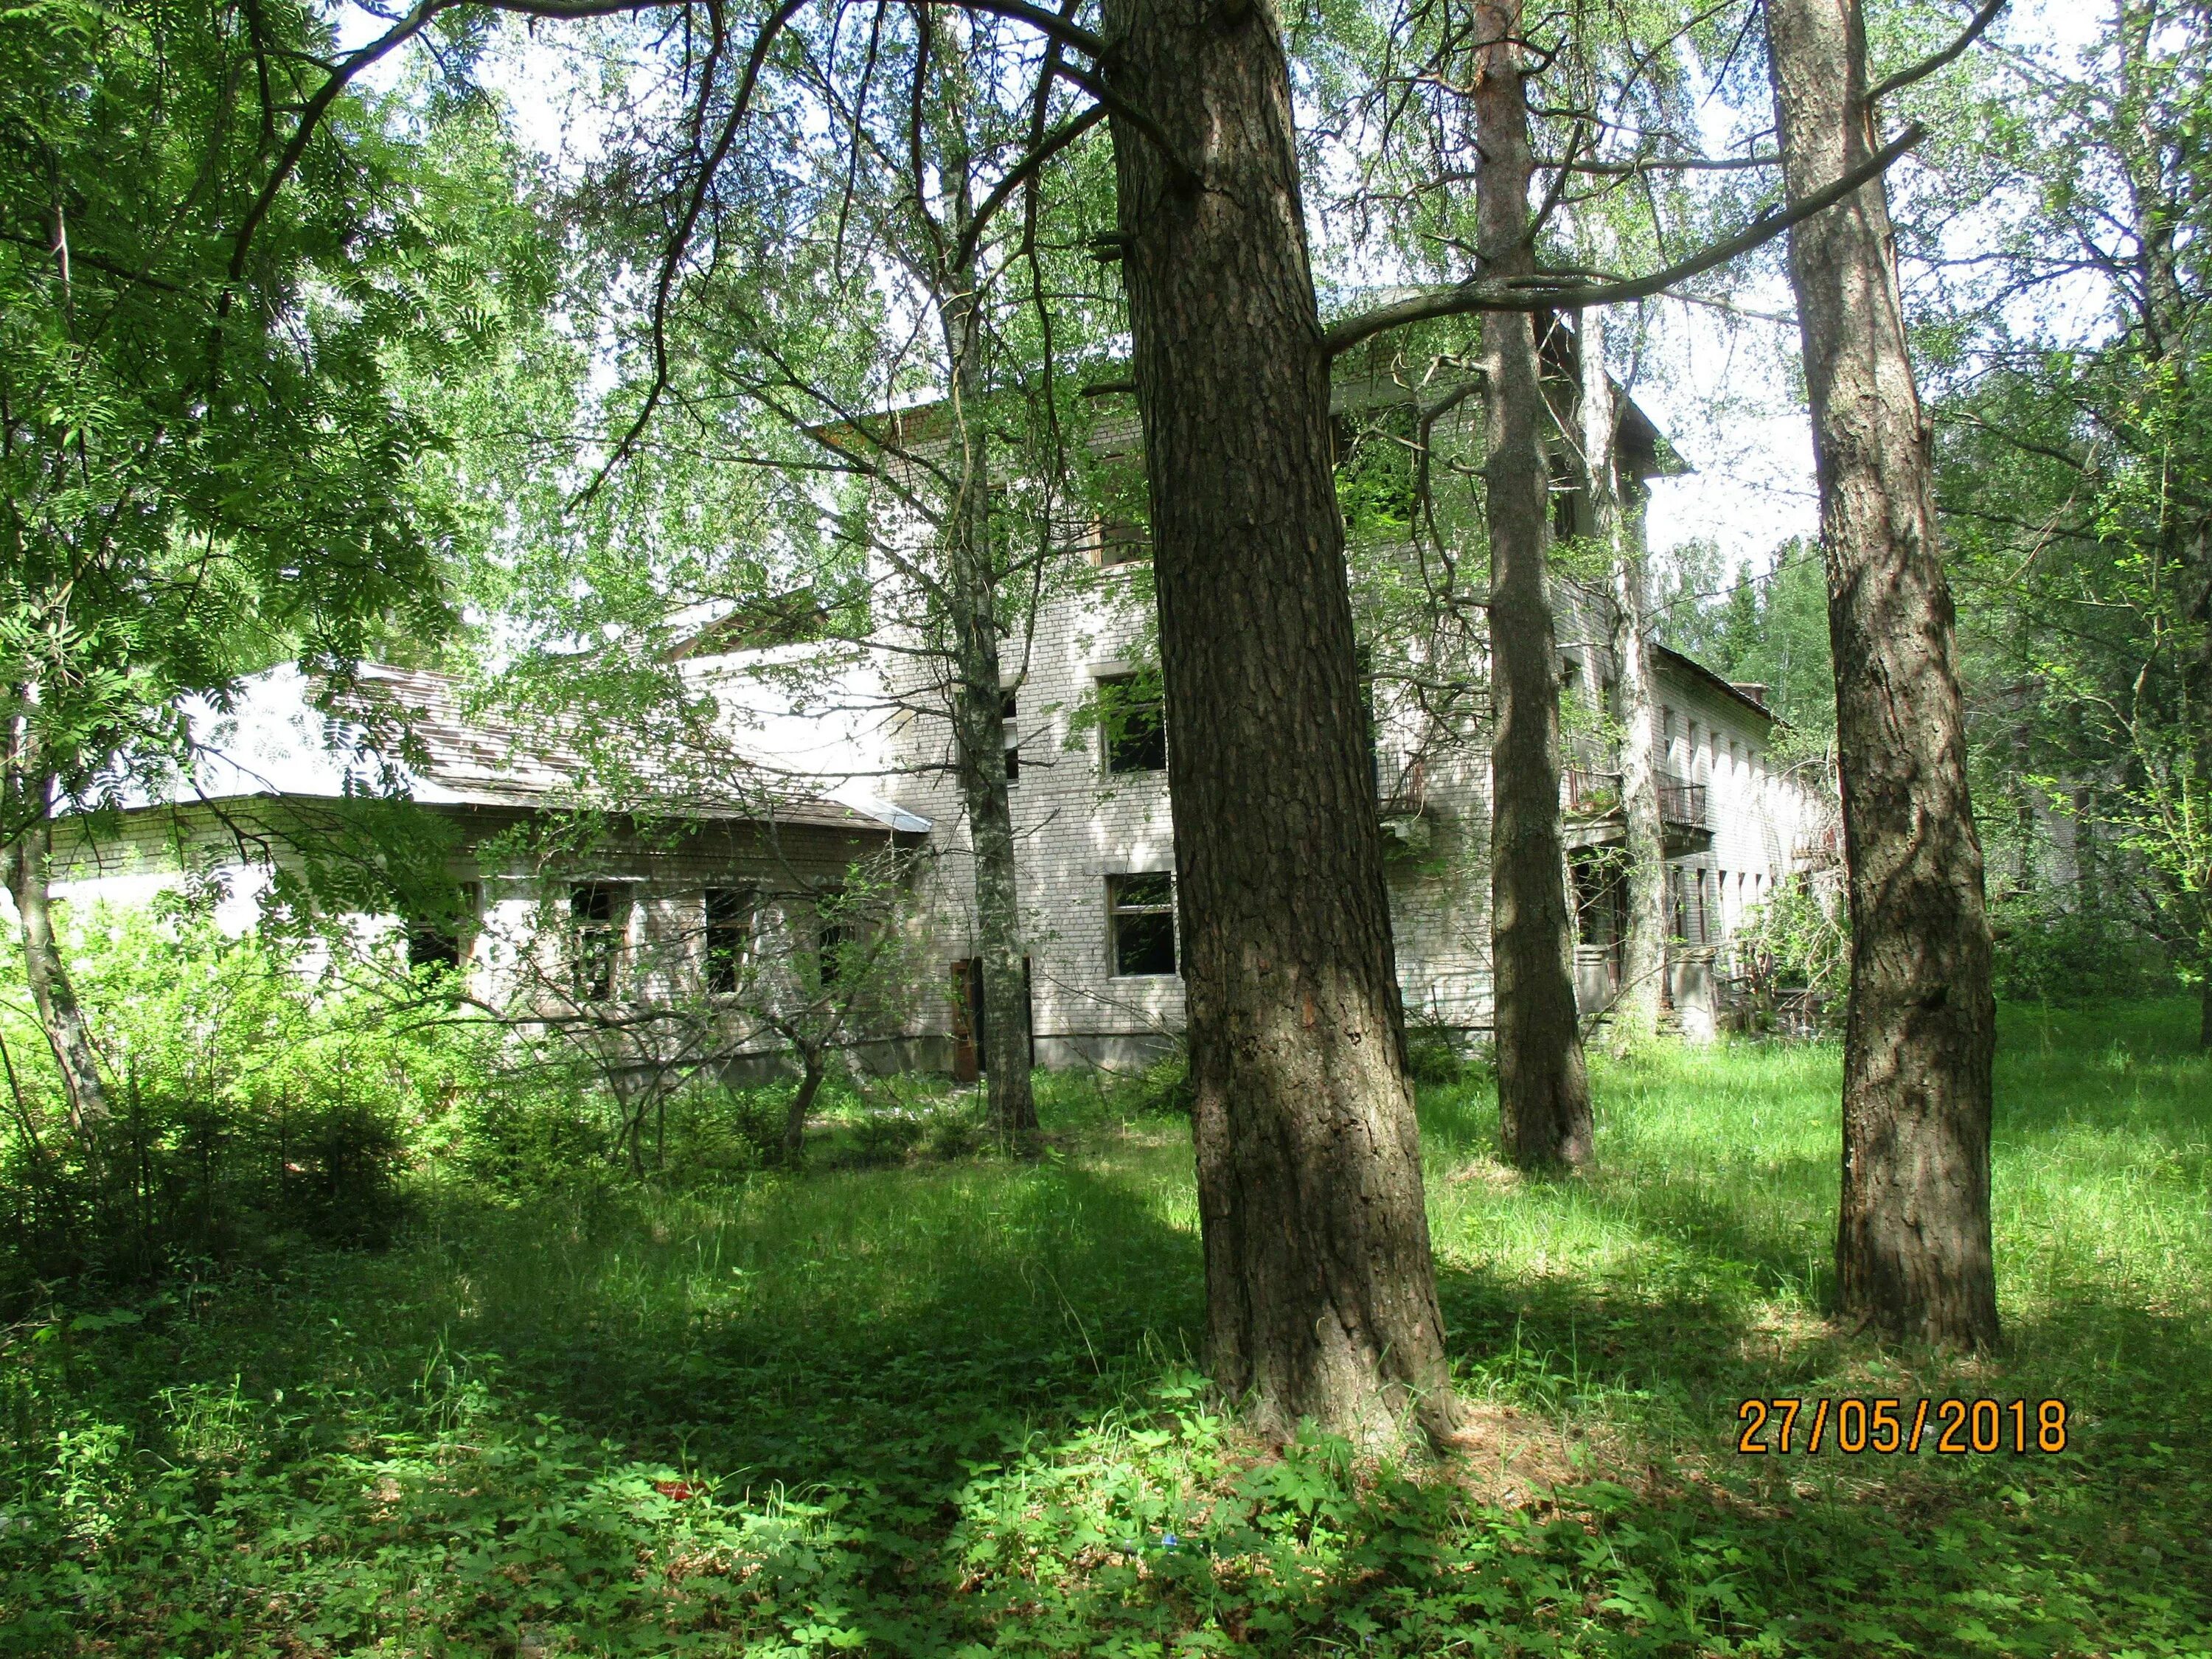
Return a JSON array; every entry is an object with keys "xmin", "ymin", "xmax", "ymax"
[
  {"xmin": 0, "ymin": 0, "xmax": 539, "ymax": 834},
  {"xmin": 1730, "ymin": 876, "xmax": 1849, "ymax": 1023},
  {"xmin": 1910, "ymin": 1, "xmax": 2211, "ymax": 1006},
  {"xmin": 1989, "ymin": 888, "xmax": 2174, "ymax": 1006},
  {"xmin": 4, "ymin": 1006, "xmax": 2209, "ymax": 1654},
  {"xmin": 1660, "ymin": 540, "xmax": 1835, "ymax": 750},
  {"xmin": 1404, "ymin": 1018, "xmax": 1471, "ymax": 1085},
  {"xmin": 0, "ymin": 895, "xmax": 483, "ymax": 1301}
]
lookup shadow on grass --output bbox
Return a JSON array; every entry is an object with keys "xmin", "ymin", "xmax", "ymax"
[{"xmin": 18, "ymin": 1006, "xmax": 2212, "ymax": 1657}]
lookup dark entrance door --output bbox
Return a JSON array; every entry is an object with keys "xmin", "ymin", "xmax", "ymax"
[{"xmin": 950, "ymin": 956, "xmax": 1035, "ymax": 1082}]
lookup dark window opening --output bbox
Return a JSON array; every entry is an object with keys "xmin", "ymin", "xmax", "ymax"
[
  {"xmin": 1099, "ymin": 517, "xmax": 1150, "ymax": 567},
  {"xmin": 703, "ymin": 888, "xmax": 752, "ymax": 994},
  {"xmin": 813, "ymin": 888, "xmax": 850, "ymax": 987},
  {"xmin": 818, "ymin": 921, "xmax": 851, "ymax": 987},
  {"xmin": 571, "ymin": 883, "xmax": 625, "ymax": 1001},
  {"xmin": 1099, "ymin": 672, "xmax": 1166, "ymax": 773},
  {"xmin": 407, "ymin": 881, "xmax": 479, "ymax": 974},
  {"xmin": 1002, "ymin": 690, "xmax": 1021, "ymax": 783},
  {"xmin": 1109, "ymin": 872, "xmax": 1178, "ymax": 977}
]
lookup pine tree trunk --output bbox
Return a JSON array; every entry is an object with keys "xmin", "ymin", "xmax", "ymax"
[
  {"xmin": 1477, "ymin": 3, "xmax": 1593, "ymax": 1170},
  {"xmin": 942, "ymin": 181, "xmax": 1038, "ymax": 1144},
  {"xmin": 1580, "ymin": 319, "xmax": 1666, "ymax": 1047},
  {"xmin": 1102, "ymin": 0, "xmax": 1460, "ymax": 1445},
  {"xmin": 3, "ymin": 793, "xmax": 109, "ymax": 1147},
  {"xmin": 1764, "ymin": 0, "xmax": 2000, "ymax": 1349}
]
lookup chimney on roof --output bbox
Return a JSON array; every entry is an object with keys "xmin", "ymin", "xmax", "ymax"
[{"xmin": 1732, "ymin": 682, "xmax": 1769, "ymax": 709}]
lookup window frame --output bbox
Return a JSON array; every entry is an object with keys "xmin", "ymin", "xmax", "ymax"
[
  {"xmin": 1096, "ymin": 515, "xmax": 1150, "ymax": 568},
  {"xmin": 1096, "ymin": 670, "xmax": 1168, "ymax": 775},
  {"xmin": 1107, "ymin": 872, "xmax": 1179, "ymax": 978},
  {"xmin": 703, "ymin": 886, "xmax": 754, "ymax": 995},
  {"xmin": 569, "ymin": 882, "xmax": 629, "ymax": 1002}
]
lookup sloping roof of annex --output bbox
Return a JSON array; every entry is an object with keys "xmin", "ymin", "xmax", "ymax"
[{"xmin": 98, "ymin": 663, "xmax": 927, "ymax": 838}]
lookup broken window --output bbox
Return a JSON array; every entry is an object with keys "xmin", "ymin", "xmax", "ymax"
[
  {"xmin": 1088, "ymin": 452, "xmax": 1151, "ymax": 567},
  {"xmin": 407, "ymin": 881, "xmax": 479, "ymax": 975},
  {"xmin": 1099, "ymin": 518, "xmax": 1150, "ymax": 568},
  {"xmin": 570, "ymin": 883, "xmax": 625, "ymax": 1001},
  {"xmin": 1099, "ymin": 671, "xmax": 1166, "ymax": 773},
  {"xmin": 1108, "ymin": 873, "xmax": 1178, "ymax": 977},
  {"xmin": 813, "ymin": 888, "xmax": 851, "ymax": 987},
  {"xmin": 703, "ymin": 888, "xmax": 753, "ymax": 994}
]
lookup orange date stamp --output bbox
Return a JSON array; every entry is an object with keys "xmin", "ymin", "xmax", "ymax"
[{"xmin": 1735, "ymin": 1397, "xmax": 2069, "ymax": 1455}]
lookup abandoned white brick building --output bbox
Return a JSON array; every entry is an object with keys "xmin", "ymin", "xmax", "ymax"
[{"xmin": 36, "ymin": 372, "xmax": 1823, "ymax": 1074}]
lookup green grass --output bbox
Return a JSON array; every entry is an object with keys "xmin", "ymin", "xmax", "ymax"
[{"xmin": 4, "ymin": 1001, "xmax": 2209, "ymax": 1655}]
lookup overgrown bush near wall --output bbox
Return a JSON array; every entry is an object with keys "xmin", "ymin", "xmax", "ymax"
[
  {"xmin": 0, "ymin": 895, "xmax": 489, "ymax": 1305},
  {"xmin": 428, "ymin": 1071, "xmax": 793, "ymax": 1194}
]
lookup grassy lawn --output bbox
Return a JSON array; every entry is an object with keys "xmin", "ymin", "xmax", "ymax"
[{"xmin": 4, "ymin": 1001, "xmax": 2208, "ymax": 1655}]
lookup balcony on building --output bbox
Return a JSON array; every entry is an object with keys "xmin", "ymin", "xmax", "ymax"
[{"xmin": 1561, "ymin": 767, "xmax": 1711, "ymax": 856}]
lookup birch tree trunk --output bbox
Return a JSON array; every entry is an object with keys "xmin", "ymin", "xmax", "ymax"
[
  {"xmin": 942, "ymin": 159, "xmax": 1038, "ymax": 1143},
  {"xmin": 1764, "ymin": 0, "xmax": 2000, "ymax": 1347},
  {"xmin": 1101, "ymin": 0, "xmax": 1461, "ymax": 1445},
  {"xmin": 1476, "ymin": 1, "xmax": 1593, "ymax": 1169},
  {"xmin": 3, "ymin": 790, "xmax": 110, "ymax": 1147},
  {"xmin": 1579, "ymin": 322, "xmax": 1666, "ymax": 1046}
]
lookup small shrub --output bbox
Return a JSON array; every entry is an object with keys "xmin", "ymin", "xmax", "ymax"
[
  {"xmin": 1989, "ymin": 892, "xmax": 2171, "ymax": 1004},
  {"xmin": 920, "ymin": 1102, "xmax": 985, "ymax": 1159},
  {"xmin": 1404, "ymin": 1020, "xmax": 1468, "ymax": 1085},
  {"xmin": 1131, "ymin": 1050, "xmax": 1194, "ymax": 1116},
  {"xmin": 850, "ymin": 1108, "xmax": 927, "ymax": 1163}
]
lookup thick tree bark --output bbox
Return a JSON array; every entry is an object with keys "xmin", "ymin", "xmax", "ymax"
[
  {"xmin": 1579, "ymin": 319, "xmax": 1666, "ymax": 1047},
  {"xmin": 1476, "ymin": 4, "xmax": 1593, "ymax": 1169},
  {"xmin": 4, "ymin": 799, "xmax": 109, "ymax": 1146},
  {"xmin": 1102, "ymin": 0, "xmax": 1460, "ymax": 1444},
  {"xmin": 1765, "ymin": 0, "xmax": 1999, "ymax": 1348},
  {"xmin": 942, "ymin": 170, "xmax": 1038, "ymax": 1144}
]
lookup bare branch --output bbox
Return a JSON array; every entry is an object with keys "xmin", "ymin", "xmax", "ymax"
[
  {"xmin": 1054, "ymin": 64, "xmax": 1200, "ymax": 188},
  {"xmin": 1323, "ymin": 122, "xmax": 1926, "ymax": 357},
  {"xmin": 1863, "ymin": 0, "xmax": 2008, "ymax": 107},
  {"xmin": 950, "ymin": 102, "xmax": 1106, "ymax": 270},
  {"xmin": 1535, "ymin": 151, "xmax": 1780, "ymax": 174}
]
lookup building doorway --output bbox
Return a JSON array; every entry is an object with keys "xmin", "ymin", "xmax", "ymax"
[{"xmin": 950, "ymin": 956, "xmax": 1035, "ymax": 1082}]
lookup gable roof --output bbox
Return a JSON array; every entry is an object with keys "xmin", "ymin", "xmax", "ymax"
[
  {"xmin": 1654, "ymin": 645, "xmax": 1787, "ymax": 728},
  {"xmin": 125, "ymin": 664, "xmax": 921, "ymax": 835}
]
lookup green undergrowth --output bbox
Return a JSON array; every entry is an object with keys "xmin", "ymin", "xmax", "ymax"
[{"xmin": 4, "ymin": 1003, "xmax": 2208, "ymax": 1655}]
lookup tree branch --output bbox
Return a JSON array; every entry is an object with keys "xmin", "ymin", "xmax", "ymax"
[
  {"xmin": 224, "ymin": 0, "xmax": 454, "ymax": 294},
  {"xmin": 1323, "ymin": 122, "xmax": 1926, "ymax": 357},
  {"xmin": 1053, "ymin": 64, "xmax": 1199, "ymax": 189},
  {"xmin": 577, "ymin": 0, "xmax": 810, "ymax": 505},
  {"xmin": 951, "ymin": 102, "xmax": 1105, "ymax": 271},
  {"xmin": 1863, "ymin": 0, "xmax": 2008, "ymax": 107},
  {"xmin": 1534, "ymin": 151, "xmax": 1780, "ymax": 174}
]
